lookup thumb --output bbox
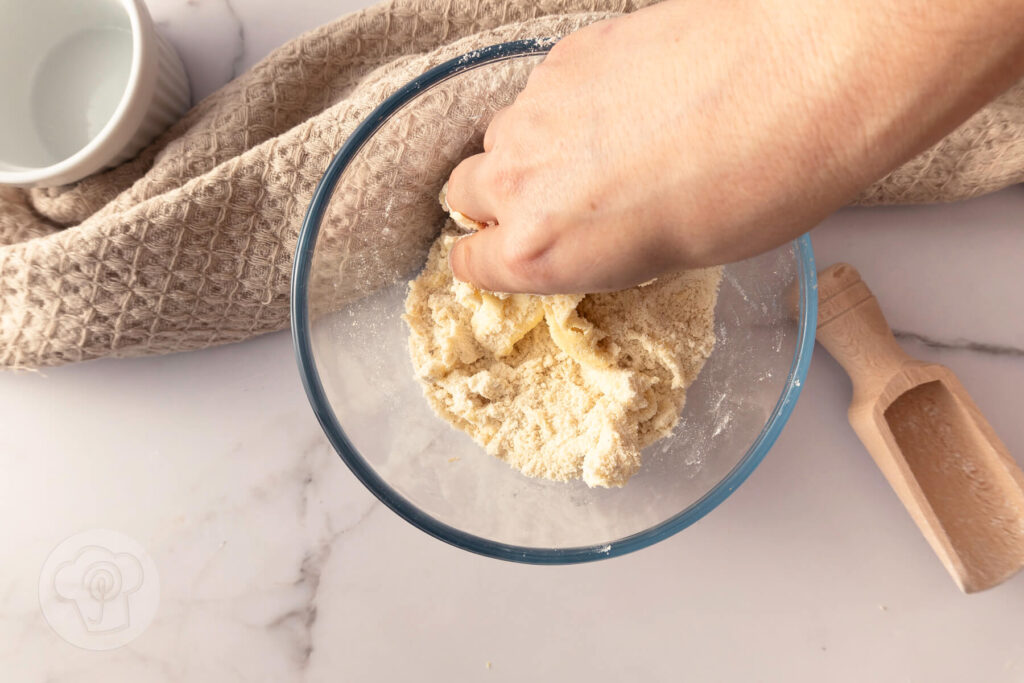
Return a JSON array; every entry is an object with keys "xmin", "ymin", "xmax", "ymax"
[{"xmin": 449, "ymin": 225, "xmax": 531, "ymax": 294}]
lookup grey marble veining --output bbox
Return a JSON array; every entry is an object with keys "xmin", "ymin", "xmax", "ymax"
[
  {"xmin": 894, "ymin": 329, "xmax": 1024, "ymax": 358},
  {"xmin": 220, "ymin": 0, "xmax": 247, "ymax": 79},
  {"xmin": 1, "ymin": 1, "xmax": 1023, "ymax": 681}
]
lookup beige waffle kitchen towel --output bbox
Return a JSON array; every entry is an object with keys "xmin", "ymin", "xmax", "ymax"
[{"xmin": 1, "ymin": 0, "xmax": 1022, "ymax": 368}]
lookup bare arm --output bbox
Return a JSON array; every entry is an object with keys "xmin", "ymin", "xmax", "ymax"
[{"xmin": 446, "ymin": 0, "xmax": 1024, "ymax": 294}]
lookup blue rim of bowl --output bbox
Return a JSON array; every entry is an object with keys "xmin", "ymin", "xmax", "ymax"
[{"xmin": 291, "ymin": 38, "xmax": 818, "ymax": 564}]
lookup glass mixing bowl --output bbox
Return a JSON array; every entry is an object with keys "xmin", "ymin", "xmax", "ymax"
[{"xmin": 291, "ymin": 39, "xmax": 817, "ymax": 563}]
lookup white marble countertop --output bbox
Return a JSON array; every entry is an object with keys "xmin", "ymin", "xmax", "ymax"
[{"xmin": 3, "ymin": 1, "xmax": 1024, "ymax": 680}]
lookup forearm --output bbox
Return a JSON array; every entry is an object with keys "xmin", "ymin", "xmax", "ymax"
[
  {"xmin": 676, "ymin": 0, "xmax": 1024, "ymax": 266},
  {"xmin": 796, "ymin": 0, "xmax": 1024, "ymax": 192}
]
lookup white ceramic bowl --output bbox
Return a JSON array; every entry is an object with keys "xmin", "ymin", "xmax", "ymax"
[{"xmin": 0, "ymin": 0, "xmax": 190, "ymax": 188}]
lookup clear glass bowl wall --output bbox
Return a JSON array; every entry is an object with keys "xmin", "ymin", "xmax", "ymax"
[{"xmin": 292, "ymin": 41, "xmax": 817, "ymax": 563}]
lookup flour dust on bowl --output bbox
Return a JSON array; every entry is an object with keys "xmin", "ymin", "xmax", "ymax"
[{"xmin": 291, "ymin": 40, "xmax": 817, "ymax": 563}]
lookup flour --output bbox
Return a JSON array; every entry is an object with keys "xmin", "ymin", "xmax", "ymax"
[{"xmin": 403, "ymin": 211, "xmax": 722, "ymax": 488}]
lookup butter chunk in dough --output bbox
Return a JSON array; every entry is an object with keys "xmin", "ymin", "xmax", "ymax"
[
  {"xmin": 543, "ymin": 294, "xmax": 611, "ymax": 370},
  {"xmin": 453, "ymin": 280, "xmax": 545, "ymax": 358}
]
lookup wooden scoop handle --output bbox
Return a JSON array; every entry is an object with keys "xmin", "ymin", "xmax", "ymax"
[
  {"xmin": 816, "ymin": 263, "xmax": 912, "ymax": 395},
  {"xmin": 816, "ymin": 262, "xmax": 1024, "ymax": 593}
]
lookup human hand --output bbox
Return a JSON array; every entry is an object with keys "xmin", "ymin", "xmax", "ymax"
[{"xmin": 447, "ymin": 0, "xmax": 1024, "ymax": 294}]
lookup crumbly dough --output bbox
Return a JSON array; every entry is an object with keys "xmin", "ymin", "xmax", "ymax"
[{"xmin": 403, "ymin": 193, "xmax": 722, "ymax": 488}]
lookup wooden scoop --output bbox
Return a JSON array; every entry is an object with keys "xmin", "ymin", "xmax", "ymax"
[{"xmin": 816, "ymin": 263, "xmax": 1024, "ymax": 593}]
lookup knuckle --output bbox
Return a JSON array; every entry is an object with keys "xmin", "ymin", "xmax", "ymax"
[
  {"xmin": 545, "ymin": 20, "xmax": 606, "ymax": 61},
  {"xmin": 500, "ymin": 228, "xmax": 559, "ymax": 291},
  {"xmin": 529, "ymin": 36, "xmax": 574, "ymax": 80},
  {"xmin": 448, "ymin": 158, "xmax": 469, "ymax": 191},
  {"xmin": 593, "ymin": 18, "xmax": 617, "ymax": 38},
  {"xmin": 581, "ymin": 16, "xmax": 618, "ymax": 42},
  {"xmin": 481, "ymin": 157, "xmax": 525, "ymax": 204},
  {"xmin": 446, "ymin": 157, "xmax": 478, "ymax": 206},
  {"xmin": 544, "ymin": 35, "xmax": 574, "ymax": 62},
  {"xmin": 482, "ymin": 110, "xmax": 508, "ymax": 150}
]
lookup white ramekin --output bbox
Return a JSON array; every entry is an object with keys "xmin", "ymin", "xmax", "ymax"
[{"xmin": 0, "ymin": 0, "xmax": 191, "ymax": 188}]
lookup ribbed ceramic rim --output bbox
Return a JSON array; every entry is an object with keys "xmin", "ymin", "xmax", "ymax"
[
  {"xmin": 0, "ymin": 0, "xmax": 156, "ymax": 187},
  {"xmin": 291, "ymin": 38, "xmax": 818, "ymax": 564}
]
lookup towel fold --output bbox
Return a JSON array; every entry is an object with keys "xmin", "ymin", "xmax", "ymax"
[{"xmin": 1, "ymin": 0, "xmax": 1021, "ymax": 368}]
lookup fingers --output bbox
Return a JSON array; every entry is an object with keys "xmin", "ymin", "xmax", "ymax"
[
  {"xmin": 449, "ymin": 227, "xmax": 512, "ymax": 292},
  {"xmin": 483, "ymin": 107, "xmax": 510, "ymax": 152},
  {"xmin": 450, "ymin": 223, "xmax": 550, "ymax": 294},
  {"xmin": 446, "ymin": 153, "xmax": 498, "ymax": 225},
  {"xmin": 447, "ymin": 106, "xmax": 512, "ymax": 222}
]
